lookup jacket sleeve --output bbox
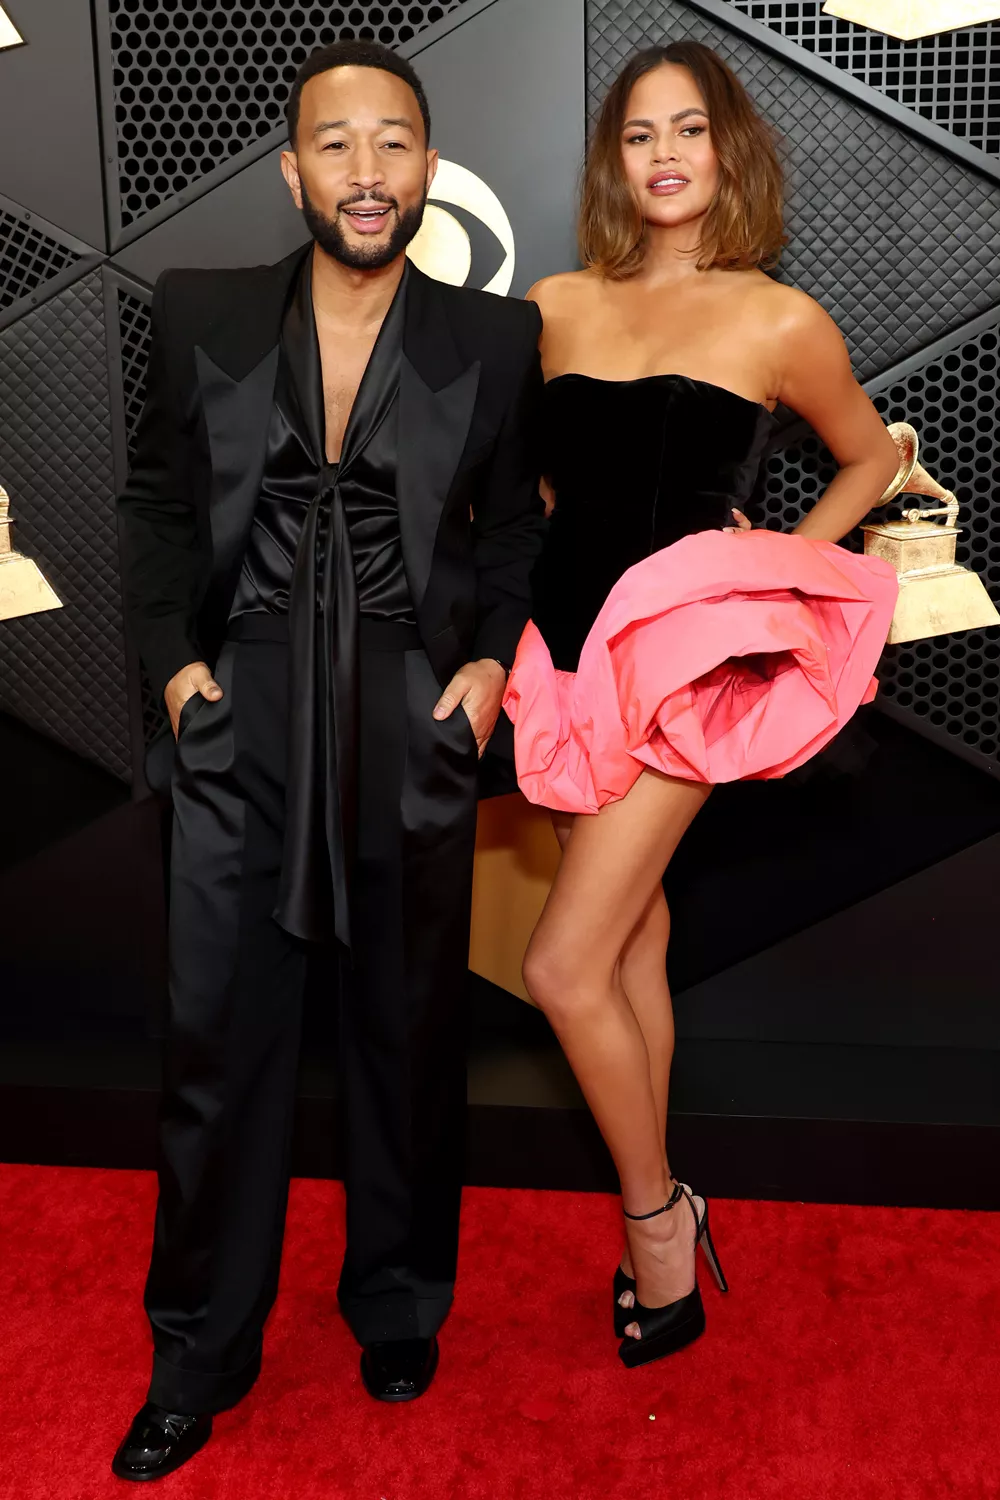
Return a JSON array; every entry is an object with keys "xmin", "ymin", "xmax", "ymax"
[
  {"xmin": 116, "ymin": 270, "xmax": 203, "ymax": 703},
  {"xmin": 470, "ymin": 301, "xmax": 547, "ymax": 667}
]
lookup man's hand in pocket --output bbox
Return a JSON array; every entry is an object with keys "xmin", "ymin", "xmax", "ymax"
[{"xmin": 165, "ymin": 661, "xmax": 223, "ymax": 740}]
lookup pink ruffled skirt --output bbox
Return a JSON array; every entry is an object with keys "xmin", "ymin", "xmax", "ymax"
[{"xmin": 503, "ymin": 529, "xmax": 898, "ymax": 814}]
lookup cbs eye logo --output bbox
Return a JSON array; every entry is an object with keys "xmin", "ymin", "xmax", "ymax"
[
  {"xmin": 407, "ymin": 160, "xmax": 515, "ymax": 297},
  {"xmin": 0, "ymin": 5, "xmax": 23, "ymax": 50}
]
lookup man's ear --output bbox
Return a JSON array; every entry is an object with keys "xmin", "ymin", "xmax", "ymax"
[
  {"xmin": 425, "ymin": 148, "xmax": 440, "ymax": 196},
  {"xmin": 281, "ymin": 150, "xmax": 303, "ymax": 210}
]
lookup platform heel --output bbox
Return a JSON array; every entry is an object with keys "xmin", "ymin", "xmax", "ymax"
[{"xmin": 618, "ymin": 1180, "xmax": 728, "ymax": 1369}]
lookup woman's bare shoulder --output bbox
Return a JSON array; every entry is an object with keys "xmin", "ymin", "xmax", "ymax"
[{"xmin": 745, "ymin": 273, "xmax": 838, "ymax": 340}]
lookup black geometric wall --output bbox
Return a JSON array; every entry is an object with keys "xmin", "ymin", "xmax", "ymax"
[
  {"xmin": 589, "ymin": 0, "xmax": 1000, "ymax": 380},
  {"xmin": 0, "ymin": 272, "xmax": 131, "ymax": 778},
  {"xmin": 99, "ymin": 0, "xmax": 477, "ymax": 234},
  {"xmin": 0, "ymin": 194, "xmax": 104, "ymax": 333},
  {"xmin": 0, "ymin": 0, "xmax": 503, "ymax": 783},
  {"xmin": 760, "ymin": 312, "xmax": 1000, "ymax": 767},
  {"xmin": 116, "ymin": 288, "xmax": 154, "ymax": 458},
  {"xmin": 1, "ymin": 0, "xmax": 998, "ymax": 787},
  {"xmin": 0, "ymin": 206, "xmax": 82, "ymax": 315},
  {"xmin": 728, "ymin": 2, "xmax": 1000, "ymax": 156}
]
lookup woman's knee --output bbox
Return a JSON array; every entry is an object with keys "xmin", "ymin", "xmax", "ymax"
[
  {"xmin": 521, "ymin": 940, "xmax": 564, "ymax": 1012},
  {"xmin": 522, "ymin": 937, "xmax": 599, "ymax": 1020}
]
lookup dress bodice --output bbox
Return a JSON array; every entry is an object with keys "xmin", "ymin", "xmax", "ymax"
[{"xmin": 530, "ymin": 373, "xmax": 776, "ymax": 671}]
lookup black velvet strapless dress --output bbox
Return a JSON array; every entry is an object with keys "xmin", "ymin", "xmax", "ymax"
[
  {"xmin": 503, "ymin": 374, "xmax": 898, "ymax": 812},
  {"xmin": 531, "ymin": 374, "xmax": 777, "ymax": 672}
]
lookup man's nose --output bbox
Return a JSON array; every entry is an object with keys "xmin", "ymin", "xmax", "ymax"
[{"xmin": 349, "ymin": 146, "xmax": 385, "ymax": 189}]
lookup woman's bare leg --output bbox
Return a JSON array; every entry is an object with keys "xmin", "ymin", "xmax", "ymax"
[
  {"xmin": 551, "ymin": 812, "xmax": 676, "ymax": 1282},
  {"xmin": 616, "ymin": 886, "xmax": 675, "ymax": 1282},
  {"xmin": 526, "ymin": 771, "xmax": 710, "ymax": 1328}
]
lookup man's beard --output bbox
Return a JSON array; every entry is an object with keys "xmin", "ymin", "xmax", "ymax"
[{"xmin": 300, "ymin": 183, "xmax": 426, "ymax": 271}]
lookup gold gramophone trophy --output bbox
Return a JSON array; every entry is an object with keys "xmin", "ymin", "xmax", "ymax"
[
  {"xmin": 0, "ymin": 482, "xmax": 63, "ymax": 622},
  {"xmin": 862, "ymin": 424, "xmax": 1000, "ymax": 643}
]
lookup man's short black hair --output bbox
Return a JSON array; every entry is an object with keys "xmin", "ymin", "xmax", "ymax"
[{"xmin": 286, "ymin": 39, "xmax": 432, "ymax": 148}]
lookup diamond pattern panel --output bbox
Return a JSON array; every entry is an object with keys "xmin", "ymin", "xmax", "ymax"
[
  {"xmin": 587, "ymin": 0, "xmax": 1000, "ymax": 380},
  {"xmin": 0, "ymin": 207, "xmax": 82, "ymax": 315},
  {"xmin": 108, "ymin": 0, "xmax": 475, "ymax": 229},
  {"xmin": 760, "ymin": 323, "xmax": 1000, "ymax": 768},
  {"xmin": 0, "ymin": 273, "xmax": 131, "ymax": 780},
  {"xmin": 728, "ymin": 3, "xmax": 1000, "ymax": 158}
]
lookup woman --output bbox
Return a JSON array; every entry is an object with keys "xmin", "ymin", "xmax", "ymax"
[{"xmin": 503, "ymin": 42, "xmax": 899, "ymax": 1370}]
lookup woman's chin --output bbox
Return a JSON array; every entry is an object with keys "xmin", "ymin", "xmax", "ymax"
[
  {"xmin": 639, "ymin": 197, "xmax": 709, "ymax": 230},
  {"xmin": 644, "ymin": 212, "xmax": 707, "ymax": 236}
]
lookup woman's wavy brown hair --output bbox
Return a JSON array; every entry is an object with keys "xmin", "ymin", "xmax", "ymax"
[{"xmin": 579, "ymin": 41, "xmax": 785, "ymax": 278}]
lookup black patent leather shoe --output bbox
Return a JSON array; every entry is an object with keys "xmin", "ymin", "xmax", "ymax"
[
  {"xmin": 111, "ymin": 1403, "xmax": 212, "ymax": 1482},
  {"xmin": 360, "ymin": 1336, "xmax": 439, "ymax": 1402}
]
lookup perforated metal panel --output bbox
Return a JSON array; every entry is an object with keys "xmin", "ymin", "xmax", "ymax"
[
  {"xmin": 107, "ymin": 0, "xmax": 472, "ymax": 230},
  {"xmin": 0, "ymin": 206, "xmax": 82, "ymax": 314},
  {"xmin": 727, "ymin": 3, "xmax": 1000, "ymax": 157},
  {"xmin": 588, "ymin": 0, "xmax": 1000, "ymax": 382}
]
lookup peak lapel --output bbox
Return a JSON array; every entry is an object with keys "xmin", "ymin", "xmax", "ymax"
[
  {"xmin": 398, "ymin": 266, "xmax": 481, "ymax": 611},
  {"xmin": 195, "ymin": 245, "xmax": 309, "ymax": 612}
]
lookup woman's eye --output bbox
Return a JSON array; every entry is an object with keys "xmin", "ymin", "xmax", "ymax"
[
  {"xmin": 680, "ymin": 125, "xmax": 705, "ymax": 137},
  {"xmin": 625, "ymin": 133, "xmax": 651, "ymax": 145}
]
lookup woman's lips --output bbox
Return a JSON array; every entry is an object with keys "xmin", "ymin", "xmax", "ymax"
[{"xmin": 647, "ymin": 175, "xmax": 689, "ymax": 195}]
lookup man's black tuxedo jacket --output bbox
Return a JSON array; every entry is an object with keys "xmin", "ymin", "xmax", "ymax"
[{"xmin": 117, "ymin": 245, "xmax": 545, "ymax": 705}]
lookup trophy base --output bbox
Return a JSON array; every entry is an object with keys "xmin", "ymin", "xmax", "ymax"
[
  {"xmin": 887, "ymin": 567, "xmax": 1000, "ymax": 645},
  {"xmin": 0, "ymin": 553, "xmax": 63, "ymax": 622}
]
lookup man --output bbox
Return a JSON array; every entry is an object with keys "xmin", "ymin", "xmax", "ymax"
[{"xmin": 112, "ymin": 39, "xmax": 543, "ymax": 1481}]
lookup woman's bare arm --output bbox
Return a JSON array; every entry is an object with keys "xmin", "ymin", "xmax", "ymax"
[{"xmin": 775, "ymin": 292, "xmax": 898, "ymax": 543}]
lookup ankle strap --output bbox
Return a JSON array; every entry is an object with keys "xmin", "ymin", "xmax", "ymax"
[{"xmin": 623, "ymin": 1179, "xmax": 685, "ymax": 1221}]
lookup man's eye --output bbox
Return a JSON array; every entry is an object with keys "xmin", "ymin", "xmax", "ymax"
[{"xmin": 323, "ymin": 141, "xmax": 346, "ymax": 151}]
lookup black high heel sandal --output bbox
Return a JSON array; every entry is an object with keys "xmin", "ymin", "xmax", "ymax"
[
  {"xmin": 618, "ymin": 1180, "xmax": 728, "ymax": 1369},
  {"xmin": 613, "ymin": 1180, "xmax": 721, "ymax": 1336}
]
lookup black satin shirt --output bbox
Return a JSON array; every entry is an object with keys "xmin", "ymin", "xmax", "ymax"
[
  {"xmin": 231, "ymin": 264, "xmax": 414, "ymax": 623},
  {"xmin": 230, "ymin": 250, "xmax": 415, "ymax": 950}
]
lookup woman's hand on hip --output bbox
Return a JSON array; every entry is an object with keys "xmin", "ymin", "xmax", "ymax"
[{"xmin": 723, "ymin": 508, "xmax": 753, "ymax": 534}]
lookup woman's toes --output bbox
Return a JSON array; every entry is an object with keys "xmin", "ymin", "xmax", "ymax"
[
  {"xmin": 625, "ymin": 1322, "xmax": 641, "ymax": 1340},
  {"xmin": 618, "ymin": 1290, "xmax": 635, "ymax": 1310}
]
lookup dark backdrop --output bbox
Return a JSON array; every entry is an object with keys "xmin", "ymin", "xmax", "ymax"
[{"xmin": 1, "ymin": 0, "xmax": 999, "ymax": 1059}]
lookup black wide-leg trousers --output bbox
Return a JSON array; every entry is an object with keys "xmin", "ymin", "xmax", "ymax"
[{"xmin": 144, "ymin": 622, "xmax": 479, "ymax": 1415}]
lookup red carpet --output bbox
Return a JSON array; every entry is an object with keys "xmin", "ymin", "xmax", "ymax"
[{"xmin": 1, "ymin": 1165, "xmax": 998, "ymax": 1499}]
